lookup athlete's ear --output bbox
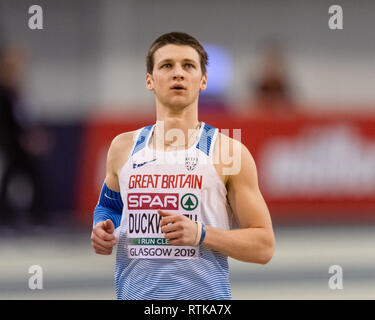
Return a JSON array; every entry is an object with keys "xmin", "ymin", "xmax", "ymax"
[
  {"xmin": 199, "ymin": 73, "xmax": 207, "ymax": 92},
  {"xmin": 146, "ymin": 73, "xmax": 154, "ymax": 91}
]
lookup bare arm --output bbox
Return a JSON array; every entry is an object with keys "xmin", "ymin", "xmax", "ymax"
[
  {"xmin": 91, "ymin": 131, "xmax": 136, "ymax": 255},
  {"xmin": 203, "ymin": 141, "xmax": 275, "ymax": 264},
  {"xmin": 103, "ymin": 132, "xmax": 135, "ymax": 191}
]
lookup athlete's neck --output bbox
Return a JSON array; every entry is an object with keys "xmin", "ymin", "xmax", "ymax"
[{"xmin": 153, "ymin": 101, "xmax": 200, "ymax": 150}]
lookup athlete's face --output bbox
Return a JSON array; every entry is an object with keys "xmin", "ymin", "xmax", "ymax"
[{"xmin": 146, "ymin": 44, "xmax": 207, "ymax": 109}]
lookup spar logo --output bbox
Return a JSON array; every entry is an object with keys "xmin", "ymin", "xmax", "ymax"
[
  {"xmin": 127, "ymin": 193, "xmax": 179, "ymax": 210},
  {"xmin": 180, "ymin": 193, "xmax": 198, "ymax": 211}
]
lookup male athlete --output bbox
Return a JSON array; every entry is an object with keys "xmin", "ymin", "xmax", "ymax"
[{"xmin": 90, "ymin": 32, "xmax": 275, "ymax": 300}]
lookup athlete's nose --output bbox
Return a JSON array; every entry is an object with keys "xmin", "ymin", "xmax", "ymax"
[
  {"xmin": 172, "ymin": 64, "xmax": 184, "ymax": 81},
  {"xmin": 173, "ymin": 74, "xmax": 184, "ymax": 81}
]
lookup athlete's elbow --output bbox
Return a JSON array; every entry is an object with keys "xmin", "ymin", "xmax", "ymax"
[
  {"xmin": 242, "ymin": 249, "xmax": 273, "ymax": 264},
  {"xmin": 254, "ymin": 235, "xmax": 275, "ymax": 265},
  {"xmin": 241, "ymin": 243, "xmax": 274, "ymax": 264},
  {"xmin": 259, "ymin": 248, "xmax": 274, "ymax": 265},
  {"xmin": 260, "ymin": 238, "xmax": 275, "ymax": 264}
]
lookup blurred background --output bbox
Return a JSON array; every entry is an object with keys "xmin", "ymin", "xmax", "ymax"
[{"xmin": 0, "ymin": 0, "xmax": 374, "ymax": 299}]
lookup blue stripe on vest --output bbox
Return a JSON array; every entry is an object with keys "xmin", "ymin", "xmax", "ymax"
[
  {"xmin": 196, "ymin": 123, "xmax": 216, "ymax": 156},
  {"xmin": 132, "ymin": 125, "xmax": 153, "ymax": 155}
]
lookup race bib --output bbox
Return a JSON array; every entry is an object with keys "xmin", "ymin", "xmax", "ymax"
[{"xmin": 125, "ymin": 190, "xmax": 201, "ymax": 259}]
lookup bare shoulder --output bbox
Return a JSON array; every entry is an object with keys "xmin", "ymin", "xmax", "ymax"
[
  {"xmin": 213, "ymin": 131, "xmax": 256, "ymax": 185},
  {"xmin": 214, "ymin": 131, "xmax": 243, "ymax": 152},
  {"xmin": 108, "ymin": 129, "xmax": 139, "ymax": 175},
  {"xmin": 110, "ymin": 130, "xmax": 138, "ymax": 152}
]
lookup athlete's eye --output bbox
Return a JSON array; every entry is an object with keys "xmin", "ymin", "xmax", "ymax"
[
  {"xmin": 162, "ymin": 63, "xmax": 172, "ymax": 68},
  {"xmin": 185, "ymin": 63, "xmax": 194, "ymax": 68}
]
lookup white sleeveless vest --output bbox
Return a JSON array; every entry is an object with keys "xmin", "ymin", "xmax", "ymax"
[{"xmin": 114, "ymin": 122, "xmax": 234, "ymax": 300}]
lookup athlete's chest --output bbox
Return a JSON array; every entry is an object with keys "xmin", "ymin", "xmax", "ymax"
[{"xmin": 121, "ymin": 150, "xmax": 210, "ymax": 190}]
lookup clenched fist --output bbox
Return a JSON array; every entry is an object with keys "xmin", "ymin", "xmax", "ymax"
[
  {"xmin": 158, "ymin": 210, "xmax": 199, "ymax": 246},
  {"xmin": 91, "ymin": 219, "xmax": 118, "ymax": 255}
]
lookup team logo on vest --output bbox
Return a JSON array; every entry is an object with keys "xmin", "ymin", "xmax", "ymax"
[
  {"xmin": 185, "ymin": 156, "xmax": 198, "ymax": 171},
  {"xmin": 180, "ymin": 193, "xmax": 198, "ymax": 211}
]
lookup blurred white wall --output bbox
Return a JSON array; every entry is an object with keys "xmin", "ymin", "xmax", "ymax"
[{"xmin": 1, "ymin": 0, "xmax": 374, "ymax": 121}]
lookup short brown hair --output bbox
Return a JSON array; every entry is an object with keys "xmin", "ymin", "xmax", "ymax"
[{"xmin": 146, "ymin": 32, "xmax": 208, "ymax": 75}]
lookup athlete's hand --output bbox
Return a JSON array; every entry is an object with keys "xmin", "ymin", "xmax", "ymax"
[
  {"xmin": 91, "ymin": 219, "xmax": 118, "ymax": 255},
  {"xmin": 158, "ymin": 210, "xmax": 198, "ymax": 246}
]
